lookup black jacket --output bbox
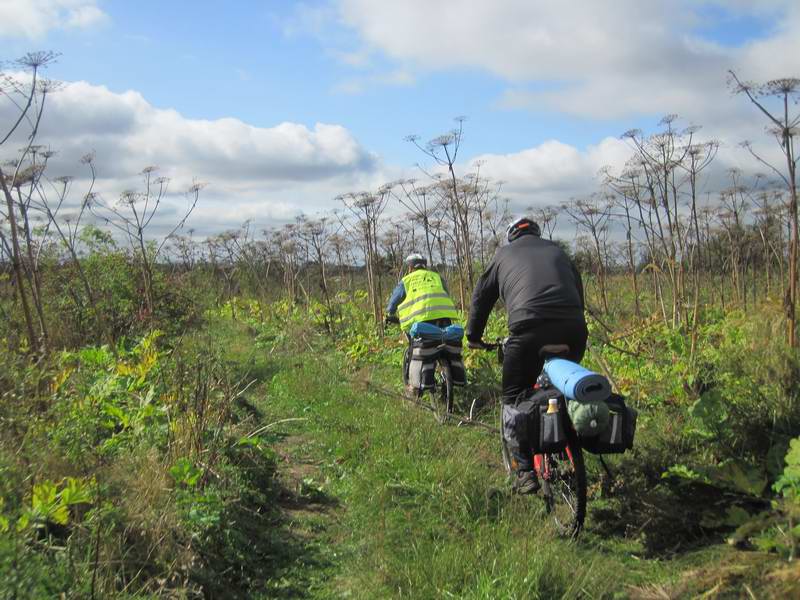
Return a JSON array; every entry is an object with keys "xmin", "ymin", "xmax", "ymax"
[{"xmin": 466, "ymin": 235, "xmax": 585, "ymax": 340}]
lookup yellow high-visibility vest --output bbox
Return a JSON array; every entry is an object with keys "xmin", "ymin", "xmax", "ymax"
[{"xmin": 397, "ymin": 269, "xmax": 459, "ymax": 331}]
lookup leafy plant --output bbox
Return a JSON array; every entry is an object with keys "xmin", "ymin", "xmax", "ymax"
[
  {"xmin": 15, "ymin": 477, "xmax": 94, "ymax": 533},
  {"xmin": 773, "ymin": 437, "xmax": 800, "ymax": 502},
  {"xmin": 170, "ymin": 458, "xmax": 203, "ymax": 488}
]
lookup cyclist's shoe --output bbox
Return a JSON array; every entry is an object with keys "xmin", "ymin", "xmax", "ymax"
[
  {"xmin": 513, "ymin": 470, "xmax": 540, "ymax": 495},
  {"xmin": 404, "ymin": 384, "xmax": 417, "ymax": 399}
]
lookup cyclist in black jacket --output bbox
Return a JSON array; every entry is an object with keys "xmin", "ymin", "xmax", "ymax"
[{"xmin": 466, "ymin": 217, "xmax": 588, "ymax": 494}]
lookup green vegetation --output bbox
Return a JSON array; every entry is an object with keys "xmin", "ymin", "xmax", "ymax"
[
  {"xmin": 2, "ymin": 272, "xmax": 800, "ymax": 597},
  {"xmin": 0, "ymin": 318, "xmax": 287, "ymax": 598},
  {"xmin": 211, "ymin": 294, "xmax": 800, "ymax": 598}
]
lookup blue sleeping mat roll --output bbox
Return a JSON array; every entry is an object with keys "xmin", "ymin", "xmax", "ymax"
[
  {"xmin": 444, "ymin": 324, "xmax": 464, "ymax": 342},
  {"xmin": 409, "ymin": 322, "xmax": 443, "ymax": 339},
  {"xmin": 409, "ymin": 322, "xmax": 464, "ymax": 342},
  {"xmin": 543, "ymin": 358, "xmax": 611, "ymax": 403}
]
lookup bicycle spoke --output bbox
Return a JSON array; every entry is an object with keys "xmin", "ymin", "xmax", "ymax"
[
  {"xmin": 429, "ymin": 360, "xmax": 452, "ymax": 425},
  {"xmin": 559, "ymin": 490, "xmax": 576, "ymax": 512},
  {"xmin": 540, "ymin": 443, "xmax": 586, "ymax": 539}
]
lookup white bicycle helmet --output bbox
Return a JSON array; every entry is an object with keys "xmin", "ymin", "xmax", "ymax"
[{"xmin": 404, "ymin": 252, "xmax": 427, "ymax": 268}]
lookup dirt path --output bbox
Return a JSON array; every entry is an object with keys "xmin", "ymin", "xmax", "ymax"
[{"xmin": 274, "ymin": 434, "xmax": 340, "ymax": 525}]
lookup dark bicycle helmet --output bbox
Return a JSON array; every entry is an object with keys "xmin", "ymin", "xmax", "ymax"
[{"xmin": 506, "ymin": 216, "xmax": 541, "ymax": 242}]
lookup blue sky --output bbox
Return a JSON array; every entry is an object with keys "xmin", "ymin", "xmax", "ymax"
[{"xmin": 2, "ymin": 0, "xmax": 799, "ymax": 232}]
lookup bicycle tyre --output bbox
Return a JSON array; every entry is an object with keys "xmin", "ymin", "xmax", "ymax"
[
  {"xmin": 430, "ymin": 360, "xmax": 453, "ymax": 424},
  {"xmin": 402, "ymin": 346, "xmax": 411, "ymax": 386},
  {"xmin": 539, "ymin": 434, "xmax": 587, "ymax": 539},
  {"xmin": 499, "ymin": 418, "xmax": 514, "ymax": 477}
]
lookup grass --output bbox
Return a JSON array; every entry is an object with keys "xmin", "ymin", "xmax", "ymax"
[
  {"xmin": 251, "ymin": 328, "xmax": 688, "ymax": 598},
  {"xmin": 1, "ymin": 306, "xmax": 796, "ymax": 598},
  {"xmin": 229, "ymin": 310, "xmax": 797, "ymax": 599}
]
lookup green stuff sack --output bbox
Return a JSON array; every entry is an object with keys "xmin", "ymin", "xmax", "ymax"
[{"xmin": 567, "ymin": 399, "xmax": 610, "ymax": 438}]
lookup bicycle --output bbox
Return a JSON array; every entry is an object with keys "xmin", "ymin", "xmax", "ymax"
[
  {"xmin": 475, "ymin": 339, "xmax": 587, "ymax": 539},
  {"xmin": 388, "ymin": 316, "xmax": 455, "ymax": 424}
]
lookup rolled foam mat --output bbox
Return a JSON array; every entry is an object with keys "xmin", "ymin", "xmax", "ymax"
[
  {"xmin": 409, "ymin": 322, "xmax": 444, "ymax": 339},
  {"xmin": 408, "ymin": 322, "xmax": 464, "ymax": 341},
  {"xmin": 443, "ymin": 324, "xmax": 464, "ymax": 342},
  {"xmin": 543, "ymin": 358, "xmax": 611, "ymax": 402}
]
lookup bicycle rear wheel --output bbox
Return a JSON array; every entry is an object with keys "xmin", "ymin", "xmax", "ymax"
[
  {"xmin": 539, "ymin": 437, "xmax": 587, "ymax": 539},
  {"xmin": 430, "ymin": 360, "xmax": 453, "ymax": 424},
  {"xmin": 402, "ymin": 346, "xmax": 411, "ymax": 386}
]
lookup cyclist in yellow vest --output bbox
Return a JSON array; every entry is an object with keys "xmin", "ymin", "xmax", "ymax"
[{"xmin": 385, "ymin": 253, "xmax": 458, "ymax": 330}]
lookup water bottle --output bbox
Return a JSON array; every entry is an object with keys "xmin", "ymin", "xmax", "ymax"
[{"xmin": 547, "ymin": 398, "xmax": 559, "ymax": 414}]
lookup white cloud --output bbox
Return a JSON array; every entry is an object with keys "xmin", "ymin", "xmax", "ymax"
[
  {"xmin": 63, "ymin": 3, "xmax": 104, "ymax": 29},
  {"xmin": 330, "ymin": 0, "xmax": 800, "ymax": 120},
  {"xmin": 463, "ymin": 126, "xmax": 788, "ymax": 221},
  {"xmin": 4, "ymin": 1, "xmax": 796, "ymax": 235},
  {"xmin": 0, "ymin": 77, "xmax": 382, "ymax": 234},
  {"xmin": 1, "ymin": 73, "xmax": 786, "ymax": 238},
  {"xmin": 466, "ymin": 137, "xmax": 632, "ymax": 210},
  {"xmin": 336, "ymin": 0, "xmax": 666, "ymax": 81},
  {"xmin": 315, "ymin": 0, "xmax": 800, "ymax": 217},
  {"xmin": 26, "ymin": 80, "xmax": 378, "ymax": 181},
  {"xmin": 472, "ymin": 141, "xmax": 587, "ymax": 193},
  {"xmin": 0, "ymin": 0, "xmax": 108, "ymax": 39}
]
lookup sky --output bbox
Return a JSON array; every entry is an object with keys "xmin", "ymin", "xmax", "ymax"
[{"xmin": 1, "ymin": 0, "xmax": 799, "ymax": 236}]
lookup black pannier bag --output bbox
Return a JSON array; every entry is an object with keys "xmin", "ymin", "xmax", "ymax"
[
  {"xmin": 529, "ymin": 388, "xmax": 568, "ymax": 453},
  {"xmin": 407, "ymin": 338, "xmax": 440, "ymax": 392},
  {"xmin": 502, "ymin": 388, "xmax": 568, "ymax": 455},
  {"xmin": 581, "ymin": 393, "xmax": 638, "ymax": 455},
  {"xmin": 442, "ymin": 340, "xmax": 467, "ymax": 386}
]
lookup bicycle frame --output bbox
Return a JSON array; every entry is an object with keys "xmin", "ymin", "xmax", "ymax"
[
  {"xmin": 534, "ymin": 444, "xmax": 576, "ymax": 480},
  {"xmin": 483, "ymin": 338, "xmax": 587, "ymax": 538}
]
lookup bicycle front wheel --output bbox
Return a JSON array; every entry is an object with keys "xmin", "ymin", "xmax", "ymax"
[{"xmin": 539, "ymin": 439, "xmax": 587, "ymax": 539}]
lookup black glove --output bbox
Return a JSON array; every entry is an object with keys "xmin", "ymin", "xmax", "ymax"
[
  {"xmin": 467, "ymin": 337, "xmax": 485, "ymax": 350},
  {"xmin": 385, "ymin": 314, "xmax": 399, "ymax": 325}
]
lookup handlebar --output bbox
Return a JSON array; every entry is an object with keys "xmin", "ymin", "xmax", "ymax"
[
  {"xmin": 468, "ymin": 340, "xmax": 494, "ymax": 350},
  {"xmin": 469, "ymin": 337, "xmax": 504, "ymax": 350},
  {"xmin": 469, "ymin": 337, "xmax": 506, "ymax": 364}
]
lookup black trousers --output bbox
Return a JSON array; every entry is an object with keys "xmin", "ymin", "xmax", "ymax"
[{"xmin": 502, "ymin": 318, "xmax": 588, "ymax": 405}]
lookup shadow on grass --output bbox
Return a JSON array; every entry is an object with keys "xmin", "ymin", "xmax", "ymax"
[
  {"xmin": 235, "ymin": 354, "xmax": 282, "ymax": 386},
  {"xmin": 186, "ymin": 324, "xmax": 337, "ymax": 598},
  {"xmin": 584, "ymin": 455, "xmax": 771, "ymax": 558},
  {"xmin": 190, "ymin": 439, "xmax": 338, "ymax": 599}
]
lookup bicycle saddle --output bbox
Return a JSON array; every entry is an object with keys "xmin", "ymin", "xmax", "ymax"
[{"xmin": 538, "ymin": 344, "xmax": 570, "ymax": 358}]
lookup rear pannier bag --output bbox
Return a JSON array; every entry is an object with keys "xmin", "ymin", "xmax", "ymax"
[
  {"xmin": 407, "ymin": 339, "xmax": 440, "ymax": 391},
  {"xmin": 442, "ymin": 341, "xmax": 467, "ymax": 386},
  {"xmin": 531, "ymin": 388, "xmax": 568, "ymax": 454},
  {"xmin": 507, "ymin": 388, "xmax": 568, "ymax": 455},
  {"xmin": 581, "ymin": 394, "xmax": 638, "ymax": 455}
]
